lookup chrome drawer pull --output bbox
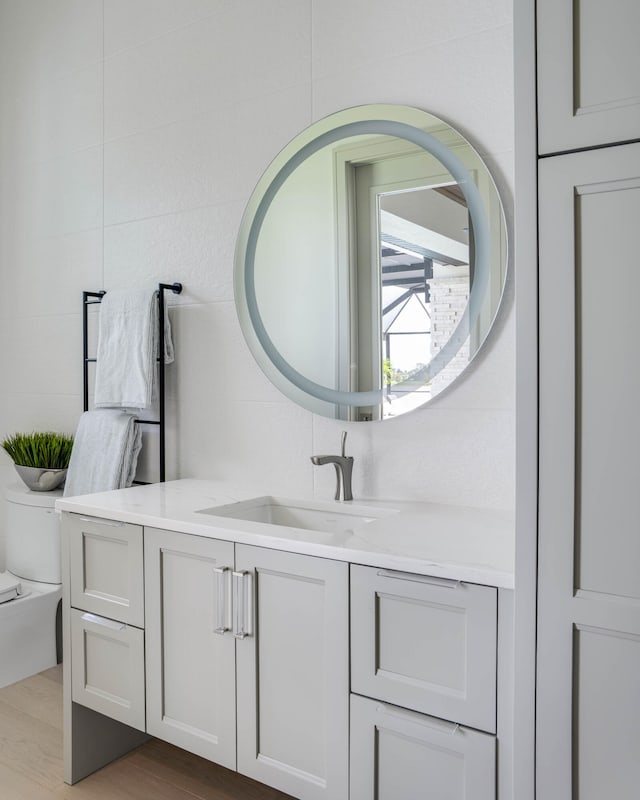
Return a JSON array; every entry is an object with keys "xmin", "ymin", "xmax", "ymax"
[
  {"xmin": 376, "ymin": 703, "xmax": 460, "ymax": 735},
  {"xmin": 376, "ymin": 569, "xmax": 462, "ymax": 589},
  {"xmin": 213, "ymin": 566, "xmax": 232, "ymax": 634},
  {"xmin": 77, "ymin": 516, "xmax": 125, "ymax": 528},
  {"xmin": 81, "ymin": 612, "xmax": 126, "ymax": 631}
]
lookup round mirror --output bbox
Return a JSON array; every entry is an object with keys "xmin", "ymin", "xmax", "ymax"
[{"xmin": 235, "ymin": 104, "xmax": 507, "ymax": 421}]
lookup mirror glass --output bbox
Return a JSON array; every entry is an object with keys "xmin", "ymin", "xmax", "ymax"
[{"xmin": 235, "ymin": 105, "xmax": 507, "ymax": 420}]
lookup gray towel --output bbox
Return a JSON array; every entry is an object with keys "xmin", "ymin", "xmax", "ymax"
[
  {"xmin": 63, "ymin": 410, "xmax": 142, "ymax": 497},
  {"xmin": 94, "ymin": 289, "xmax": 174, "ymax": 410}
]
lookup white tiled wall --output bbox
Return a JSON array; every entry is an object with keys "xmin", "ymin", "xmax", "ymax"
[{"xmin": 0, "ymin": 0, "xmax": 515, "ymax": 564}]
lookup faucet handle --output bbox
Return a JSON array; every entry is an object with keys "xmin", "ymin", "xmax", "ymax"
[{"xmin": 341, "ymin": 430, "xmax": 347, "ymax": 457}]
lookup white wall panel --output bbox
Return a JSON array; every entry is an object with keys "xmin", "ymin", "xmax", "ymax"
[
  {"xmin": 312, "ymin": 0, "xmax": 512, "ymax": 80},
  {"xmin": 312, "ymin": 25, "xmax": 514, "ymax": 158},
  {"xmin": 10, "ymin": 229, "xmax": 103, "ymax": 318},
  {"xmin": 4, "ymin": 394, "xmax": 83, "ymax": 440},
  {"xmin": 2, "ymin": 0, "xmax": 102, "ymax": 80},
  {"xmin": 169, "ymin": 302, "xmax": 284, "ymax": 406},
  {"xmin": 177, "ymin": 398, "xmax": 314, "ymax": 495},
  {"xmin": 5, "ymin": 314, "xmax": 81, "ymax": 396},
  {"xmin": 104, "ymin": 1, "xmax": 311, "ymax": 141},
  {"xmin": 103, "ymin": 203, "xmax": 242, "ymax": 304},
  {"xmin": 104, "ymin": 84, "xmax": 310, "ymax": 226},
  {"xmin": 311, "ymin": 407, "xmax": 514, "ymax": 508},
  {"xmin": 104, "ymin": 0, "xmax": 223, "ymax": 56},
  {"xmin": 33, "ymin": 148, "xmax": 103, "ymax": 237}
]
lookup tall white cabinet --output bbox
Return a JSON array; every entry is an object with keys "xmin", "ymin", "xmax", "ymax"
[{"xmin": 536, "ymin": 1, "xmax": 640, "ymax": 797}]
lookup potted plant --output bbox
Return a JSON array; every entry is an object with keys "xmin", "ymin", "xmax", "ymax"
[{"xmin": 1, "ymin": 431, "xmax": 74, "ymax": 491}]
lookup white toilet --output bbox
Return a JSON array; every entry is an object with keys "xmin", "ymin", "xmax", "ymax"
[{"xmin": 0, "ymin": 483, "xmax": 62, "ymax": 689}]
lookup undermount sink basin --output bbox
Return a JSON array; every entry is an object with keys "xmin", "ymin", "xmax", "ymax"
[{"xmin": 197, "ymin": 495, "xmax": 398, "ymax": 535}]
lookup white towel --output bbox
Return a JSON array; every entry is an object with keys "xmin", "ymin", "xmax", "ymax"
[
  {"xmin": 63, "ymin": 410, "xmax": 142, "ymax": 497},
  {"xmin": 94, "ymin": 289, "xmax": 174, "ymax": 410}
]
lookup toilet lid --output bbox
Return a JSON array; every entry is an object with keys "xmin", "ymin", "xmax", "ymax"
[
  {"xmin": 0, "ymin": 572, "xmax": 31, "ymax": 604},
  {"xmin": 5, "ymin": 482, "xmax": 61, "ymax": 508}
]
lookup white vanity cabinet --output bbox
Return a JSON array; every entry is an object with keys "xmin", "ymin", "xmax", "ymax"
[
  {"xmin": 350, "ymin": 565, "xmax": 498, "ymax": 799},
  {"xmin": 61, "ymin": 502, "xmax": 510, "ymax": 799},
  {"xmin": 144, "ymin": 527, "xmax": 349, "ymax": 800}
]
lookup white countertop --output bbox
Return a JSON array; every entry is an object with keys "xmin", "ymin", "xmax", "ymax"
[{"xmin": 56, "ymin": 479, "xmax": 514, "ymax": 588}]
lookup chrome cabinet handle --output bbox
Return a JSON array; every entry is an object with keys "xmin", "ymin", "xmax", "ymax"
[
  {"xmin": 376, "ymin": 703, "xmax": 460, "ymax": 735},
  {"xmin": 233, "ymin": 570, "xmax": 253, "ymax": 639},
  {"xmin": 213, "ymin": 566, "xmax": 232, "ymax": 634},
  {"xmin": 376, "ymin": 569, "xmax": 462, "ymax": 589},
  {"xmin": 81, "ymin": 612, "xmax": 126, "ymax": 631}
]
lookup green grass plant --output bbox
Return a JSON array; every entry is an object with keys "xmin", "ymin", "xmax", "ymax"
[{"xmin": 1, "ymin": 431, "xmax": 74, "ymax": 469}]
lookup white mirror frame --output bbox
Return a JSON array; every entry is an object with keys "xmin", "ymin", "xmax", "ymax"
[{"xmin": 235, "ymin": 104, "xmax": 507, "ymax": 418}]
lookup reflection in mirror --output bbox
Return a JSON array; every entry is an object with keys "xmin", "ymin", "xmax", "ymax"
[
  {"xmin": 378, "ymin": 184, "xmax": 470, "ymax": 416},
  {"xmin": 235, "ymin": 106, "xmax": 507, "ymax": 421}
]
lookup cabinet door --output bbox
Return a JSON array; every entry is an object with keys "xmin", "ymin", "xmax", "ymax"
[
  {"xmin": 538, "ymin": 143, "xmax": 640, "ymax": 798},
  {"xmin": 144, "ymin": 528, "xmax": 236, "ymax": 770},
  {"xmin": 70, "ymin": 608, "xmax": 145, "ymax": 732},
  {"xmin": 537, "ymin": 0, "xmax": 640, "ymax": 153},
  {"xmin": 67, "ymin": 513, "xmax": 144, "ymax": 627},
  {"xmin": 350, "ymin": 694, "xmax": 495, "ymax": 800},
  {"xmin": 351, "ymin": 565, "xmax": 497, "ymax": 733},
  {"xmin": 236, "ymin": 544, "xmax": 349, "ymax": 800}
]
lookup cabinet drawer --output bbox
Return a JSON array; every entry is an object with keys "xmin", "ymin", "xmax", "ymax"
[
  {"xmin": 350, "ymin": 694, "xmax": 495, "ymax": 800},
  {"xmin": 67, "ymin": 513, "xmax": 144, "ymax": 627},
  {"xmin": 70, "ymin": 608, "xmax": 145, "ymax": 732},
  {"xmin": 350, "ymin": 565, "xmax": 497, "ymax": 732}
]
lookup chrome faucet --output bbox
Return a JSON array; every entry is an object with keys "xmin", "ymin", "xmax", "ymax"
[{"xmin": 311, "ymin": 431, "xmax": 354, "ymax": 501}]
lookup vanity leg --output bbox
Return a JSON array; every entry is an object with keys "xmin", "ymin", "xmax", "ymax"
[{"xmin": 64, "ymin": 700, "xmax": 150, "ymax": 784}]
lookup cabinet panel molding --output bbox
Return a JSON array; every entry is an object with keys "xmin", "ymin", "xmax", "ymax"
[
  {"xmin": 236, "ymin": 544, "xmax": 349, "ymax": 800},
  {"xmin": 351, "ymin": 564, "xmax": 497, "ymax": 733},
  {"xmin": 144, "ymin": 528, "xmax": 236, "ymax": 770},
  {"xmin": 70, "ymin": 608, "xmax": 145, "ymax": 732},
  {"xmin": 537, "ymin": 142, "xmax": 640, "ymax": 797},
  {"xmin": 68, "ymin": 514, "xmax": 144, "ymax": 627},
  {"xmin": 574, "ymin": 625, "xmax": 640, "ymax": 799},
  {"xmin": 537, "ymin": 0, "xmax": 640, "ymax": 153},
  {"xmin": 349, "ymin": 694, "xmax": 495, "ymax": 800}
]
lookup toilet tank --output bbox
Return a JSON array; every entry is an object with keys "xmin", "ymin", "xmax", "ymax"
[{"xmin": 5, "ymin": 483, "xmax": 62, "ymax": 584}]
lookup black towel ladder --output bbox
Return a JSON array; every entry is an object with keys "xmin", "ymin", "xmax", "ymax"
[{"xmin": 82, "ymin": 282, "xmax": 183, "ymax": 483}]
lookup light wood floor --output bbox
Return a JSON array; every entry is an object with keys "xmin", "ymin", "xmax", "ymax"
[{"xmin": 0, "ymin": 666, "xmax": 293, "ymax": 799}]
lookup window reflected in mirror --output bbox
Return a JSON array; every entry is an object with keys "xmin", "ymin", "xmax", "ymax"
[{"xmin": 377, "ymin": 185, "xmax": 471, "ymax": 417}]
